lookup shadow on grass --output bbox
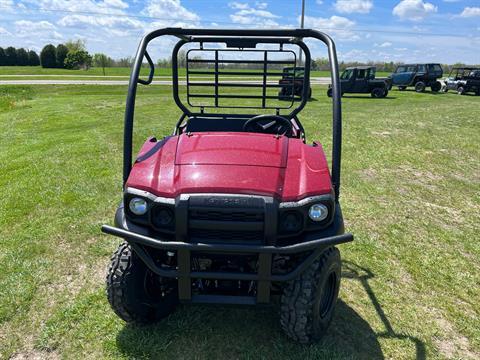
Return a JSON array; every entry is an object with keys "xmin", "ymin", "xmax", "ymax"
[
  {"xmin": 393, "ymin": 89, "xmax": 443, "ymax": 95},
  {"xmin": 115, "ymin": 261, "xmax": 425, "ymax": 359},
  {"xmin": 342, "ymin": 261, "xmax": 426, "ymax": 360},
  {"xmin": 341, "ymin": 95, "xmax": 397, "ymax": 100}
]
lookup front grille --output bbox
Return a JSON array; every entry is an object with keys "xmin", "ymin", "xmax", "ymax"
[
  {"xmin": 187, "ymin": 195, "xmax": 266, "ymax": 244},
  {"xmin": 189, "ymin": 209, "xmax": 264, "ymax": 222},
  {"xmin": 189, "ymin": 229, "xmax": 263, "ymax": 242}
]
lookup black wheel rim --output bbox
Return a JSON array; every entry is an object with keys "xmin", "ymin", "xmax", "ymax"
[{"xmin": 319, "ymin": 272, "xmax": 337, "ymax": 318}]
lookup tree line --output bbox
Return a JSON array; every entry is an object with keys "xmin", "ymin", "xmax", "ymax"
[
  {"xmin": 0, "ymin": 47, "xmax": 40, "ymax": 66},
  {"xmin": 0, "ymin": 40, "xmax": 131, "ymax": 74}
]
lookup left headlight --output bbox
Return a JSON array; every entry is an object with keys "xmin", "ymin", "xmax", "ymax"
[
  {"xmin": 308, "ymin": 203, "xmax": 329, "ymax": 222},
  {"xmin": 129, "ymin": 197, "xmax": 148, "ymax": 215}
]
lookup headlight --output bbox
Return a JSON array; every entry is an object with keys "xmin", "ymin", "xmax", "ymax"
[
  {"xmin": 308, "ymin": 203, "xmax": 328, "ymax": 222},
  {"xmin": 129, "ymin": 197, "xmax": 148, "ymax": 215}
]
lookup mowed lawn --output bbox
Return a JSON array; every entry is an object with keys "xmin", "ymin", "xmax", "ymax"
[
  {"xmin": 0, "ymin": 84, "xmax": 479, "ymax": 359},
  {"xmin": 0, "ymin": 65, "xmax": 391, "ymax": 79}
]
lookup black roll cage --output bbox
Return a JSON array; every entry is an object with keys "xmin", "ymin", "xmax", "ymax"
[{"xmin": 124, "ymin": 28, "xmax": 343, "ymax": 201}]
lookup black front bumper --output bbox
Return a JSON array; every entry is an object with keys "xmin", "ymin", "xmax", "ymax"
[{"xmin": 102, "ymin": 206, "xmax": 353, "ymax": 305}]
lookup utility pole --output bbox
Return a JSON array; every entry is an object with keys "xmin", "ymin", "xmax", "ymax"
[{"xmin": 299, "ymin": 0, "xmax": 305, "ymax": 65}]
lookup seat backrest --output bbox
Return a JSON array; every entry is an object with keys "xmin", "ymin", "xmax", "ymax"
[{"xmin": 185, "ymin": 117, "xmax": 249, "ymax": 133}]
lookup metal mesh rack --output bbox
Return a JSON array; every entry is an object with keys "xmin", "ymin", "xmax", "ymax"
[{"xmin": 185, "ymin": 47, "xmax": 301, "ymax": 110}]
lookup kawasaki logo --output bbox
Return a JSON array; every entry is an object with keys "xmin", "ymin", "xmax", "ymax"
[{"xmin": 191, "ymin": 196, "xmax": 263, "ymax": 208}]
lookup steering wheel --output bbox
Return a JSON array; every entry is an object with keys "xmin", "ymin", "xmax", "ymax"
[{"xmin": 243, "ymin": 115, "xmax": 293, "ymax": 137}]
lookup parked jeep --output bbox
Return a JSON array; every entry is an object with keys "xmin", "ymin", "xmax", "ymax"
[
  {"xmin": 327, "ymin": 66, "xmax": 389, "ymax": 98},
  {"xmin": 389, "ymin": 63, "xmax": 443, "ymax": 92},
  {"xmin": 278, "ymin": 67, "xmax": 312, "ymax": 99},
  {"xmin": 444, "ymin": 67, "xmax": 480, "ymax": 95}
]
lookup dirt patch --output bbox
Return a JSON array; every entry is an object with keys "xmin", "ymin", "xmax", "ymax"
[
  {"xmin": 10, "ymin": 350, "xmax": 59, "ymax": 360},
  {"xmin": 372, "ymin": 131, "xmax": 392, "ymax": 137},
  {"xmin": 357, "ymin": 168, "xmax": 377, "ymax": 181},
  {"xmin": 434, "ymin": 317, "xmax": 479, "ymax": 359}
]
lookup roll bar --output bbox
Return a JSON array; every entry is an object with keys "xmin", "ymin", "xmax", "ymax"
[{"xmin": 123, "ymin": 28, "xmax": 343, "ymax": 201}]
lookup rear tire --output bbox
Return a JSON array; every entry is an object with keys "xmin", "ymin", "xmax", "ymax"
[
  {"xmin": 106, "ymin": 242, "xmax": 178, "ymax": 323},
  {"xmin": 415, "ymin": 81, "xmax": 426, "ymax": 93},
  {"xmin": 327, "ymin": 88, "xmax": 332, "ymax": 97},
  {"xmin": 280, "ymin": 247, "xmax": 341, "ymax": 344},
  {"xmin": 371, "ymin": 87, "xmax": 386, "ymax": 98},
  {"xmin": 431, "ymin": 81, "xmax": 442, "ymax": 92}
]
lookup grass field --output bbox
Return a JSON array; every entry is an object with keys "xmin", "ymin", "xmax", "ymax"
[
  {"xmin": 0, "ymin": 84, "xmax": 479, "ymax": 359},
  {"xmin": 0, "ymin": 66, "xmax": 391, "ymax": 79}
]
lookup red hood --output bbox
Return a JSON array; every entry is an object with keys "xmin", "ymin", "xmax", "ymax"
[
  {"xmin": 127, "ymin": 132, "xmax": 332, "ymax": 201},
  {"xmin": 175, "ymin": 132, "xmax": 288, "ymax": 167}
]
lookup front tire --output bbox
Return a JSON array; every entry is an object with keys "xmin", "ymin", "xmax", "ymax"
[
  {"xmin": 280, "ymin": 247, "xmax": 341, "ymax": 344},
  {"xmin": 431, "ymin": 81, "xmax": 442, "ymax": 92},
  {"xmin": 371, "ymin": 87, "xmax": 386, "ymax": 98},
  {"xmin": 457, "ymin": 86, "xmax": 465, "ymax": 95},
  {"xmin": 106, "ymin": 242, "xmax": 178, "ymax": 323},
  {"xmin": 327, "ymin": 88, "xmax": 332, "ymax": 97},
  {"xmin": 415, "ymin": 81, "xmax": 426, "ymax": 93}
]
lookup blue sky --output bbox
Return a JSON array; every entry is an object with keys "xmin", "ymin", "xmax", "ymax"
[{"xmin": 0, "ymin": 0, "xmax": 479, "ymax": 64}]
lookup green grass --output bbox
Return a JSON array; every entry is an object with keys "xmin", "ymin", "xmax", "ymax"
[
  {"xmin": 0, "ymin": 66, "xmax": 390, "ymax": 79},
  {"xmin": 0, "ymin": 84, "xmax": 479, "ymax": 359}
]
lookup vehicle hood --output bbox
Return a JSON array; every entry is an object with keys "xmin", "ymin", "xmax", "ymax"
[
  {"xmin": 175, "ymin": 132, "xmax": 288, "ymax": 168},
  {"xmin": 126, "ymin": 132, "xmax": 332, "ymax": 201}
]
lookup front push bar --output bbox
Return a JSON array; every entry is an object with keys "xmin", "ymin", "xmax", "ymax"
[{"xmin": 101, "ymin": 225, "xmax": 353, "ymax": 304}]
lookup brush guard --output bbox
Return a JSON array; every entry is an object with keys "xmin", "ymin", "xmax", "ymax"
[{"xmin": 102, "ymin": 224, "xmax": 353, "ymax": 304}]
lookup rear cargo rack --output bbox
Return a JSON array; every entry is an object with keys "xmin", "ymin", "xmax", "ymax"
[{"xmin": 186, "ymin": 48, "xmax": 300, "ymax": 110}]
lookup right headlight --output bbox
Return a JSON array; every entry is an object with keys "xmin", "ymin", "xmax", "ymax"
[
  {"xmin": 129, "ymin": 197, "xmax": 148, "ymax": 215},
  {"xmin": 308, "ymin": 203, "xmax": 329, "ymax": 222}
]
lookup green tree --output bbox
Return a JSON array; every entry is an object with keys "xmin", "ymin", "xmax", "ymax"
[
  {"xmin": 56, "ymin": 44, "xmax": 68, "ymax": 68},
  {"xmin": 65, "ymin": 39, "xmax": 87, "ymax": 52},
  {"xmin": 93, "ymin": 53, "xmax": 113, "ymax": 75},
  {"xmin": 40, "ymin": 44, "xmax": 57, "ymax": 68},
  {"xmin": 64, "ymin": 50, "xmax": 92, "ymax": 70},
  {"xmin": 0, "ymin": 47, "xmax": 6, "ymax": 66},
  {"xmin": 116, "ymin": 57, "xmax": 133, "ymax": 67},
  {"xmin": 5, "ymin": 47, "xmax": 17, "ymax": 66},
  {"xmin": 28, "ymin": 50, "xmax": 40, "ymax": 66},
  {"xmin": 16, "ymin": 48, "xmax": 29, "ymax": 66}
]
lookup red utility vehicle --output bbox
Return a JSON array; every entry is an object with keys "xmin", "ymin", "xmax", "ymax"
[{"xmin": 102, "ymin": 28, "xmax": 353, "ymax": 344}]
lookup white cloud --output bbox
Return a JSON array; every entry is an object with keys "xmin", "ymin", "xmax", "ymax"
[
  {"xmin": 0, "ymin": 0, "xmax": 14, "ymax": 12},
  {"xmin": 24, "ymin": 0, "xmax": 126, "ymax": 15},
  {"xmin": 255, "ymin": 2, "xmax": 268, "ymax": 10},
  {"xmin": 392, "ymin": 0, "xmax": 437, "ymax": 21},
  {"xmin": 0, "ymin": 26, "xmax": 12, "ymax": 36},
  {"xmin": 460, "ymin": 7, "xmax": 480, "ymax": 17},
  {"xmin": 316, "ymin": 0, "xmax": 324, "ymax": 4},
  {"xmin": 13, "ymin": 20, "xmax": 62, "ymax": 40},
  {"xmin": 229, "ymin": 2, "xmax": 280, "ymax": 27},
  {"xmin": 334, "ymin": 0, "xmax": 373, "ymax": 14},
  {"xmin": 15, "ymin": 20, "xmax": 56, "ymax": 31},
  {"xmin": 377, "ymin": 41, "xmax": 392, "ymax": 47},
  {"xmin": 58, "ymin": 15, "xmax": 143, "ymax": 30},
  {"xmin": 229, "ymin": 2, "xmax": 249, "ymax": 10},
  {"xmin": 144, "ymin": 0, "xmax": 200, "ymax": 21},
  {"xmin": 103, "ymin": 0, "xmax": 129, "ymax": 9},
  {"xmin": 303, "ymin": 15, "xmax": 359, "ymax": 40}
]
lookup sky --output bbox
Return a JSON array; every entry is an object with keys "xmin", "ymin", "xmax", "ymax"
[{"xmin": 0, "ymin": 0, "xmax": 479, "ymax": 64}]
